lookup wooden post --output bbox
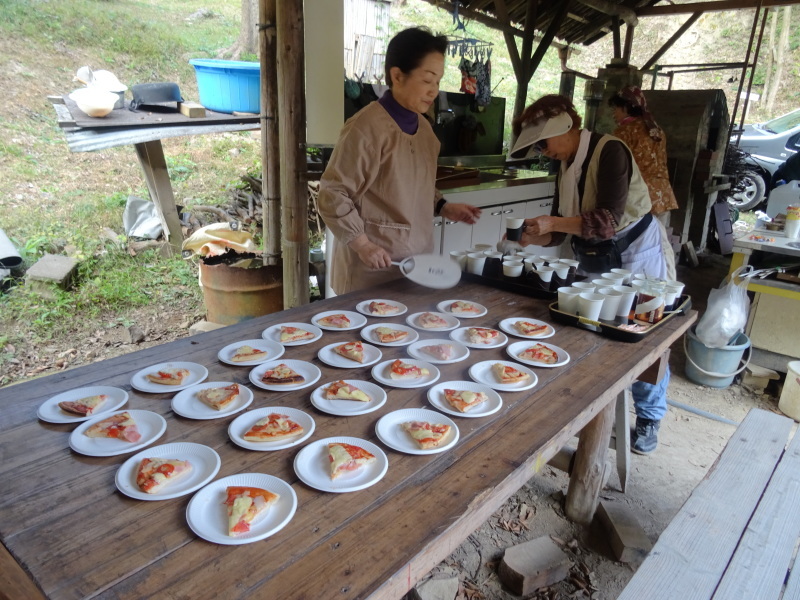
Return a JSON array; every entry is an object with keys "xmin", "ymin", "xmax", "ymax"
[
  {"xmin": 276, "ymin": 0, "xmax": 309, "ymax": 307},
  {"xmin": 260, "ymin": 0, "xmax": 281, "ymax": 267},
  {"xmin": 133, "ymin": 140, "xmax": 182, "ymax": 254},
  {"xmin": 565, "ymin": 399, "xmax": 615, "ymax": 523}
]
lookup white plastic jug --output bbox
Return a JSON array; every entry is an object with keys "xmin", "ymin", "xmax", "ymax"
[
  {"xmin": 778, "ymin": 361, "xmax": 800, "ymax": 421},
  {"xmin": 766, "ymin": 180, "xmax": 800, "ymax": 219}
]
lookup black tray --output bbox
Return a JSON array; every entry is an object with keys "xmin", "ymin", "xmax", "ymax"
[
  {"xmin": 461, "ymin": 271, "xmax": 567, "ymax": 299},
  {"xmin": 547, "ymin": 294, "xmax": 692, "ymax": 343}
]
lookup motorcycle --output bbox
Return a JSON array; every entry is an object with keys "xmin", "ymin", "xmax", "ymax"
[{"xmin": 722, "ymin": 144, "xmax": 774, "ymax": 212}]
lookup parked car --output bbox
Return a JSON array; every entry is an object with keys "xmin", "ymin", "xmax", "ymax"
[{"xmin": 727, "ymin": 108, "xmax": 800, "ymax": 211}]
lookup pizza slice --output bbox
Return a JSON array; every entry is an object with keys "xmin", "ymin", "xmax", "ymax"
[
  {"xmin": 328, "ymin": 442, "xmax": 376, "ymax": 480},
  {"xmin": 374, "ymin": 327, "xmax": 408, "ymax": 344},
  {"xmin": 197, "ymin": 383, "xmax": 240, "ymax": 411},
  {"xmin": 420, "ymin": 344, "xmax": 454, "ymax": 361},
  {"xmin": 325, "ymin": 380, "xmax": 371, "ymax": 402},
  {"xmin": 443, "ymin": 389, "xmax": 489, "ymax": 413},
  {"xmin": 261, "ymin": 363, "xmax": 305, "ymax": 385},
  {"xmin": 243, "ymin": 412, "xmax": 305, "ymax": 441},
  {"xmin": 136, "ymin": 457, "xmax": 193, "ymax": 494},
  {"xmin": 518, "ymin": 343, "xmax": 559, "ymax": 364},
  {"xmin": 84, "ymin": 411, "xmax": 142, "ymax": 442},
  {"xmin": 418, "ymin": 312, "xmax": 449, "ymax": 329},
  {"xmin": 230, "ymin": 345, "xmax": 268, "ymax": 362},
  {"xmin": 466, "ymin": 327, "xmax": 500, "ymax": 345},
  {"xmin": 389, "ymin": 359, "xmax": 430, "ymax": 380},
  {"xmin": 317, "ymin": 313, "xmax": 351, "ymax": 328},
  {"xmin": 280, "ymin": 325, "xmax": 315, "ymax": 343},
  {"xmin": 514, "ymin": 321, "xmax": 551, "ymax": 337},
  {"xmin": 492, "ymin": 362, "xmax": 531, "ymax": 384},
  {"xmin": 401, "ymin": 421, "xmax": 452, "ymax": 450},
  {"xmin": 368, "ymin": 301, "xmax": 399, "ymax": 315},
  {"xmin": 333, "ymin": 341, "xmax": 365, "ymax": 363},
  {"xmin": 225, "ymin": 486, "xmax": 280, "ymax": 536},
  {"xmin": 146, "ymin": 367, "xmax": 190, "ymax": 386},
  {"xmin": 58, "ymin": 394, "xmax": 108, "ymax": 416},
  {"xmin": 449, "ymin": 300, "xmax": 481, "ymax": 315}
]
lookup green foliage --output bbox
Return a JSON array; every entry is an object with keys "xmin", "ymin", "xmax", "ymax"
[{"xmin": 166, "ymin": 154, "xmax": 197, "ymax": 182}]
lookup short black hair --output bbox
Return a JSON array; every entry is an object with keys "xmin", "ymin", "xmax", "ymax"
[
  {"xmin": 384, "ymin": 27, "xmax": 448, "ymax": 88},
  {"xmin": 608, "ymin": 94, "xmax": 643, "ymax": 117}
]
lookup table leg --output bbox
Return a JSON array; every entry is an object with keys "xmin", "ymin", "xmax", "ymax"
[
  {"xmin": 615, "ymin": 388, "xmax": 631, "ymax": 493},
  {"xmin": 134, "ymin": 140, "xmax": 184, "ymax": 253},
  {"xmin": 565, "ymin": 399, "xmax": 615, "ymax": 523}
]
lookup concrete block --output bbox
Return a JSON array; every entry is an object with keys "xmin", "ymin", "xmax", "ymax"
[
  {"xmin": 411, "ymin": 577, "xmax": 459, "ymax": 600},
  {"xmin": 25, "ymin": 254, "xmax": 78, "ymax": 298},
  {"xmin": 498, "ymin": 536, "xmax": 571, "ymax": 596},
  {"xmin": 595, "ymin": 499, "xmax": 652, "ymax": 563},
  {"xmin": 189, "ymin": 320, "xmax": 227, "ymax": 335}
]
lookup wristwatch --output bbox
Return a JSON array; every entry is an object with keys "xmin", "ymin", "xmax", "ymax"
[{"xmin": 435, "ymin": 198, "xmax": 447, "ymax": 215}]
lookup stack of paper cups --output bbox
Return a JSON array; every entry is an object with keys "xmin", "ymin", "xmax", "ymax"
[{"xmin": 786, "ymin": 205, "xmax": 800, "ymax": 239}]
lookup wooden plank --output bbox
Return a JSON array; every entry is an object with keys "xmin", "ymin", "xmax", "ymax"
[
  {"xmin": 0, "ymin": 543, "xmax": 45, "ymax": 600},
  {"xmin": 615, "ymin": 387, "xmax": 631, "ymax": 493},
  {"xmin": 617, "ymin": 409, "xmax": 794, "ymax": 600},
  {"xmin": 133, "ymin": 140, "xmax": 183, "ymax": 253},
  {"xmin": 712, "ymin": 422, "xmax": 800, "ymax": 599}
]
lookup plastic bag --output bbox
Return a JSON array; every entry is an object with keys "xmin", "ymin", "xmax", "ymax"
[{"xmin": 695, "ymin": 266, "xmax": 753, "ymax": 348}]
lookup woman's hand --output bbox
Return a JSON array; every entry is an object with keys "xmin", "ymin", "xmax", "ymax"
[
  {"xmin": 441, "ymin": 202, "xmax": 481, "ymax": 225},
  {"xmin": 521, "ymin": 215, "xmax": 583, "ymax": 243},
  {"xmin": 348, "ymin": 234, "xmax": 393, "ymax": 269}
]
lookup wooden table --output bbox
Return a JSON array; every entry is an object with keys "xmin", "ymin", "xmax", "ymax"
[{"xmin": 0, "ymin": 278, "xmax": 696, "ymax": 600}]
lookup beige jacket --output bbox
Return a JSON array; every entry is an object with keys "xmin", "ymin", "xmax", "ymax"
[{"xmin": 318, "ymin": 101, "xmax": 442, "ymax": 295}]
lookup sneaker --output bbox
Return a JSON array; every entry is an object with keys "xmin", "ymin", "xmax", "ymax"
[{"xmin": 631, "ymin": 418, "xmax": 660, "ymax": 455}]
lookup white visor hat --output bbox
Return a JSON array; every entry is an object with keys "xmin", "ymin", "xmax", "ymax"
[{"xmin": 509, "ymin": 111, "xmax": 573, "ymax": 159}]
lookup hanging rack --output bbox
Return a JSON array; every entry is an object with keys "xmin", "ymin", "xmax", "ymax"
[{"xmin": 448, "ymin": 35, "xmax": 493, "ymax": 61}]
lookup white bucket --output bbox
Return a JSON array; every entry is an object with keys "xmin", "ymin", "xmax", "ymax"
[{"xmin": 778, "ymin": 361, "xmax": 800, "ymax": 421}]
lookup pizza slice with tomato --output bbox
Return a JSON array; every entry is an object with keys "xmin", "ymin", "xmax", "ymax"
[
  {"xmin": 243, "ymin": 413, "xmax": 305, "ymax": 442},
  {"xmin": 280, "ymin": 326, "xmax": 315, "ymax": 343},
  {"xmin": 514, "ymin": 321, "xmax": 551, "ymax": 337},
  {"xmin": 225, "ymin": 486, "xmax": 280, "ymax": 536},
  {"xmin": 443, "ymin": 389, "xmax": 489, "ymax": 413},
  {"xmin": 420, "ymin": 344, "xmax": 454, "ymax": 361},
  {"xmin": 466, "ymin": 327, "xmax": 500, "ymax": 345},
  {"xmin": 518, "ymin": 343, "xmax": 559, "ymax": 364},
  {"xmin": 418, "ymin": 312, "xmax": 449, "ymax": 329},
  {"xmin": 492, "ymin": 362, "xmax": 530, "ymax": 384},
  {"xmin": 58, "ymin": 394, "xmax": 108, "ymax": 416},
  {"xmin": 325, "ymin": 380, "xmax": 371, "ymax": 402},
  {"xmin": 317, "ymin": 313, "xmax": 351, "ymax": 328},
  {"xmin": 449, "ymin": 300, "xmax": 481, "ymax": 315},
  {"xmin": 230, "ymin": 345, "xmax": 268, "ymax": 362},
  {"xmin": 333, "ymin": 341, "xmax": 365, "ymax": 363},
  {"xmin": 146, "ymin": 367, "xmax": 190, "ymax": 386},
  {"xmin": 374, "ymin": 327, "xmax": 408, "ymax": 344},
  {"xmin": 197, "ymin": 384, "xmax": 240, "ymax": 411},
  {"xmin": 389, "ymin": 359, "xmax": 430, "ymax": 380},
  {"xmin": 401, "ymin": 421, "xmax": 452, "ymax": 449},
  {"xmin": 261, "ymin": 363, "xmax": 305, "ymax": 385},
  {"xmin": 136, "ymin": 457, "xmax": 193, "ymax": 494},
  {"xmin": 368, "ymin": 301, "xmax": 399, "ymax": 315},
  {"xmin": 328, "ymin": 442, "xmax": 376, "ymax": 480},
  {"xmin": 84, "ymin": 411, "xmax": 142, "ymax": 442}
]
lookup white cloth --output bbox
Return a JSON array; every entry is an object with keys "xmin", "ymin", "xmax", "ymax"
[{"xmin": 558, "ymin": 129, "xmax": 593, "ymax": 219}]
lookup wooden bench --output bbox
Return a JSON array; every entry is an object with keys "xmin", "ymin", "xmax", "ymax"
[{"xmin": 618, "ymin": 407, "xmax": 800, "ymax": 600}]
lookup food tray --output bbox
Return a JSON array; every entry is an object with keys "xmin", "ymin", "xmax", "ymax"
[
  {"xmin": 461, "ymin": 271, "xmax": 562, "ymax": 299},
  {"xmin": 547, "ymin": 295, "xmax": 692, "ymax": 343}
]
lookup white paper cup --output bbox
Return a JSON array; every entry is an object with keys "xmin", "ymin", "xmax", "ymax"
[
  {"xmin": 592, "ymin": 278, "xmax": 610, "ymax": 288},
  {"xmin": 610, "ymin": 268, "xmax": 632, "ymax": 284},
  {"xmin": 550, "ymin": 262, "xmax": 570, "ymax": 279},
  {"xmin": 533, "ymin": 266, "xmax": 554, "ymax": 282},
  {"xmin": 558, "ymin": 286, "xmax": 582, "ymax": 315},
  {"xmin": 449, "ymin": 250, "xmax": 469, "ymax": 270},
  {"xmin": 472, "ymin": 244, "xmax": 493, "ymax": 252},
  {"xmin": 598, "ymin": 289, "xmax": 623, "ymax": 320},
  {"xmin": 503, "ymin": 262, "xmax": 523, "ymax": 277},
  {"xmin": 539, "ymin": 255, "xmax": 558, "ymax": 266},
  {"xmin": 578, "ymin": 292, "xmax": 605, "ymax": 321},
  {"xmin": 467, "ymin": 252, "xmax": 486, "ymax": 275},
  {"xmin": 571, "ymin": 281, "xmax": 596, "ymax": 292},
  {"xmin": 612, "ymin": 285, "xmax": 637, "ymax": 317},
  {"xmin": 523, "ymin": 257, "xmax": 538, "ymax": 273},
  {"xmin": 665, "ymin": 280, "xmax": 685, "ymax": 297},
  {"xmin": 601, "ymin": 272, "xmax": 626, "ymax": 284},
  {"xmin": 559, "ymin": 259, "xmax": 580, "ymax": 269},
  {"xmin": 484, "ymin": 250, "xmax": 503, "ymax": 259},
  {"xmin": 664, "ymin": 290, "xmax": 678, "ymax": 310}
]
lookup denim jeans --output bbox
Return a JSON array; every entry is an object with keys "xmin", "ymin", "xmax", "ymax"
[{"xmin": 631, "ymin": 365, "xmax": 669, "ymax": 421}]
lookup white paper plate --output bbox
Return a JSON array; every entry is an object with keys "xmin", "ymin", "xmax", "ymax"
[
  {"xmin": 311, "ymin": 310, "xmax": 368, "ymax": 331},
  {"xmin": 171, "ymin": 382, "xmax": 254, "ymax": 420},
  {"xmin": 507, "ymin": 341, "xmax": 571, "ymax": 368},
  {"xmin": 293, "ymin": 436, "xmax": 388, "ymax": 493},
  {"xmin": 217, "ymin": 339, "xmax": 285, "ymax": 366},
  {"xmin": 468, "ymin": 360, "xmax": 538, "ymax": 392},
  {"xmin": 406, "ymin": 338, "xmax": 471, "ymax": 364},
  {"xmin": 115, "ymin": 442, "xmax": 221, "ymax": 501},
  {"xmin": 261, "ymin": 322, "xmax": 323, "ymax": 346},
  {"xmin": 355, "ymin": 299, "xmax": 408, "ymax": 318},
  {"xmin": 371, "ymin": 358, "xmax": 440, "ymax": 389},
  {"xmin": 37, "ymin": 386, "xmax": 128, "ymax": 424},
  {"xmin": 317, "ymin": 341, "xmax": 383, "ymax": 368},
  {"xmin": 69, "ymin": 409, "xmax": 167, "ymax": 457},
  {"xmin": 437, "ymin": 299, "xmax": 488, "ymax": 318},
  {"xmin": 360, "ymin": 323, "xmax": 419, "ymax": 347},
  {"xmin": 449, "ymin": 327, "xmax": 508, "ymax": 349},
  {"xmin": 405, "ymin": 311, "xmax": 460, "ymax": 332},
  {"xmin": 426, "ymin": 381, "xmax": 503, "ymax": 418},
  {"xmin": 375, "ymin": 408, "xmax": 459, "ymax": 455},
  {"xmin": 310, "ymin": 380, "xmax": 388, "ymax": 416},
  {"xmin": 498, "ymin": 317, "xmax": 556, "ymax": 340},
  {"xmin": 228, "ymin": 407, "xmax": 315, "ymax": 451},
  {"xmin": 186, "ymin": 473, "xmax": 297, "ymax": 545},
  {"xmin": 249, "ymin": 359, "xmax": 322, "ymax": 391},
  {"xmin": 130, "ymin": 362, "xmax": 208, "ymax": 393}
]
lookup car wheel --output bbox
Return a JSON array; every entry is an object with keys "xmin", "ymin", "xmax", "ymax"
[{"xmin": 727, "ymin": 171, "xmax": 766, "ymax": 211}]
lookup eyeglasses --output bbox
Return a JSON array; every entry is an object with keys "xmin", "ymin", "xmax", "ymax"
[{"xmin": 532, "ymin": 138, "xmax": 548, "ymax": 153}]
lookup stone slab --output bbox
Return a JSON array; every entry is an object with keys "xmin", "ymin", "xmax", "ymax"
[
  {"xmin": 25, "ymin": 254, "xmax": 78, "ymax": 287},
  {"xmin": 595, "ymin": 499, "xmax": 653, "ymax": 563},
  {"xmin": 498, "ymin": 535, "xmax": 571, "ymax": 596}
]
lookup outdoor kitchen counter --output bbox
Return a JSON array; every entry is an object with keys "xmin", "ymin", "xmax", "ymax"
[{"xmin": 0, "ymin": 277, "xmax": 696, "ymax": 600}]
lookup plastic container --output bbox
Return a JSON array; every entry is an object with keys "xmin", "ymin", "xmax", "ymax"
[
  {"xmin": 778, "ymin": 361, "xmax": 800, "ymax": 421},
  {"xmin": 684, "ymin": 325, "xmax": 751, "ymax": 388},
  {"xmin": 189, "ymin": 59, "xmax": 260, "ymax": 114},
  {"xmin": 766, "ymin": 180, "xmax": 800, "ymax": 219}
]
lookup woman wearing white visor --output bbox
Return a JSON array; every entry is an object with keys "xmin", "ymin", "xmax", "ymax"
[{"xmin": 511, "ymin": 94, "xmax": 675, "ymax": 455}]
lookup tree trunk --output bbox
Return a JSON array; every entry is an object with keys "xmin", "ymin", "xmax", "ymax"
[
  {"xmin": 221, "ymin": 0, "xmax": 259, "ymax": 59},
  {"xmin": 761, "ymin": 8, "xmax": 777, "ymax": 115},
  {"xmin": 766, "ymin": 6, "xmax": 791, "ymax": 115}
]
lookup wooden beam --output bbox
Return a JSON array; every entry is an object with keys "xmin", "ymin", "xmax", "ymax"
[
  {"xmin": 260, "ymin": 0, "xmax": 281, "ymax": 267},
  {"xmin": 612, "ymin": 16, "xmax": 622, "ymax": 59},
  {"xmin": 638, "ymin": 0, "xmax": 800, "ymax": 16},
  {"xmin": 577, "ymin": 0, "xmax": 638, "ymax": 25},
  {"xmin": 641, "ymin": 12, "xmax": 703, "ymax": 70},
  {"xmin": 623, "ymin": 23, "xmax": 635, "ymax": 64},
  {"xmin": 525, "ymin": 0, "xmax": 575, "ymax": 86}
]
